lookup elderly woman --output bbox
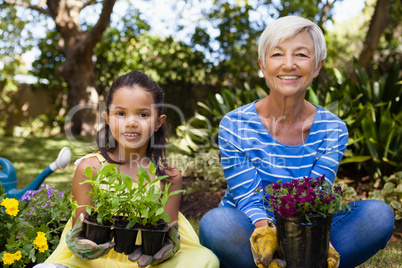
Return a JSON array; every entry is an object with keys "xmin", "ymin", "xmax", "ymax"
[{"xmin": 199, "ymin": 16, "xmax": 394, "ymax": 268}]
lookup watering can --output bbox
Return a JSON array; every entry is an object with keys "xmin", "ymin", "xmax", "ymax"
[{"xmin": 0, "ymin": 147, "xmax": 72, "ymax": 200}]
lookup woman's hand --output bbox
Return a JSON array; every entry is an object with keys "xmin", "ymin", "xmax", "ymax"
[{"xmin": 250, "ymin": 223, "xmax": 286, "ymax": 268}]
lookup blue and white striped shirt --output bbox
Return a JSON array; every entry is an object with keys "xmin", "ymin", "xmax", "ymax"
[{"xmin": 218, "ymin": 100, "xmax": 349, "ymax": 224}]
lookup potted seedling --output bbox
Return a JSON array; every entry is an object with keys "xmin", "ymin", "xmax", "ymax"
[
  {"xmin": 135, "ymin": 163, "xmax": 183, "ymax": 255},
  {"xmin": 70, "ymin": 162, "xmax": 182, "ymax": 255},
  {"xmin": 111, "ymin": 169, "xmax": 143, "ymax": 255},
  {"xmin": 70, "ymin": 163, "xmax": 121, "ymax": 244}
]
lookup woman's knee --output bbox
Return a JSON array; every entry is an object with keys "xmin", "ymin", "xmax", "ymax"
[
  {"xmin": 361, "ymin": 200, "xmax": 394, "ymax": 230},
  {"xmin": 199, "ymin": 207, "xmax": 232, "ymax": 244},
  {"xmin": 199, "ymin": 207, "xmax": 254, "ymax": 246},
  {"xmin": 367, "ymin": 200, "xmax": 395, "ymax": 240}
]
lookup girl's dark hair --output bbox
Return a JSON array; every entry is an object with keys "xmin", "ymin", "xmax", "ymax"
[{"xmin": 96, "ymin": 71, "xmax": 169, "ymax": 175}]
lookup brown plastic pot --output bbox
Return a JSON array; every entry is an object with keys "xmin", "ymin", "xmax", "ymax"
[{"xmin": 275, "ymin": 213, "xmax": 334, "ymax": 268}]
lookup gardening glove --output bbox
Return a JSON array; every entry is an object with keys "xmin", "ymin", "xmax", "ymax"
[
  {"xmin": 327, "ymin": 242, "xmax": 340, "ymax": 268},
  {"xmin": 250, "ymin": 223, "xmax": 286, "ymax": 268},
  {"xmin": 66, "ymin": 213, "xmax": 115, "ymax": 260},
  {"xmin": 128, "ymin": 221, "xmax": 180, "ymax": 267}
]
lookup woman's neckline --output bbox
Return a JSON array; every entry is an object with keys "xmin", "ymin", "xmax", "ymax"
[{"xmin": 252, "ymin": 99, "xmax": 318, "ymax": 147}]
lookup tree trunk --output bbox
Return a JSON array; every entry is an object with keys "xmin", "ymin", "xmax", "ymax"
[
  {"xmin": 45, "ymin": 0, "xmax": 116, "ymax": 136},
  {"xmin": 358, "ymin": 0, "xmax": 392, "ymax": 69},
  {"xmin": 61, "ymin": 46, "xmax": 99, "ymax": 136}
]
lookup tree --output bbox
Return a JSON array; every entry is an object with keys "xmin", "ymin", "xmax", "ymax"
[
  {"xmin": 1, "ymin": 0, "xmax": 116, "ymax": 136},
  {"xmin": 358, "ymin": 0, "xmax": 392, "ymax": 69},
  {"xmin": 359, "ymin": 0, "xmax": 402, "ymax": 74},
  {"xmin": 32, "ymin": 6, "xmax": 209, "ymax": 129}
]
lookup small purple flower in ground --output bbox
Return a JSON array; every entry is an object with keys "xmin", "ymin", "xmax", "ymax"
[
  {"xmin": 46, "ymin": 185, "xmax": 54, "ymax": 199},
  {"xmin": 20, "ymin": 189, "xmax": 40, "ymax": 202}
]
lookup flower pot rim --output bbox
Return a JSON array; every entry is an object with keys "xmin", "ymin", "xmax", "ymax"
[
  {"xmin": 274, "ymin": 212, "xmax": 334, "ymax": 221},
  {"xmin": 140, "ymin": 226, "xmax": 169, "ymax": 232}
]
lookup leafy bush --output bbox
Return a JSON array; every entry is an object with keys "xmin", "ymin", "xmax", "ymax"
[
  {"xmin": 369, "ymin": 171, "xmax": 402, "ymax": 221},
  {"xmin": 0, "ymin": 183, "xmax": 70, "ymax": 267},
  {"xmin": 174, "ymin": 84, "xmax": 268, "ymax": 155},
  {"xmin": 20, "ymin": 184, "xmax": 71, "ymax": 231},
  {"xmin": 340, "ymin": 62, "xmax": 402, "ymax": 178},
  {"xmin": 169, "ymin": 149, "xmax": 225, "ymax": 194}
]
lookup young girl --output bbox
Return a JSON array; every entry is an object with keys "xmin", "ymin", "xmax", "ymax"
[{"xmin": 35, "ymin": 71, "xmax": 219, "ymax": 268}]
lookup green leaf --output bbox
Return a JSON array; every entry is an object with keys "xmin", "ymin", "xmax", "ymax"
[
  {"xmin": 149, "ymin": 162, "xmax": 156, "ymax": 175},
  {"xmin": 155, "ymin": 207, "xmax": 164, "ymax": 216},
  {"xmin": 390, "ymin": 200, "xmax": 401, "ymax": 210},
  {"xmin": 394, "ymin": 184, "xmax": 402, "ymax": 193},
  {"xmin": 255, "ymin": 86, "xmax": 268, "ymax": 99},
  {"xmin": 161, "ymin": 212, "xmax": 171, "ymax": 223},
  {"xmin": 378, "ymin": 106, "xmax": 393, "ymax": 144},
  {"xmin": 169, "ymin": 189, "xmax": 184, "ymax": 197},
  {"xmin": 140, "ymin": 209, "xmax": 149, "ymax": 218},
  {"xmin": 383, "ymin": 182, "xmax": 395, "ymax": 193},
  {"xmin": 340, "ymin": 156, "xmax": 371, "ymax": 164},
  {"xmin": 85, "ymin": 167, "xmax": 93, "ymax": 179}
]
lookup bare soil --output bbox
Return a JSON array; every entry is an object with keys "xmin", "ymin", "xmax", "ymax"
[{"xmin": 179, "ymin": 175, "xmax": 225, "ymax": 220}]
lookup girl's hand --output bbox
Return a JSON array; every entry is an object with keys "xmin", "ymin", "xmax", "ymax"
[
  {"xmin": 162, "ymin": 166, "xmax": 182, "ymax": 187},
  {"xmin": 160, "ymin": 165, "xmax": 182, "ymax": 222}
]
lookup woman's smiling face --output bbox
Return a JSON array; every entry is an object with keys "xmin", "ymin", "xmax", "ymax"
[
  {"xmin": 259, "ymin": 31, "xmax": 323, "ymax": 99},
  {"xmin": 103, "ymin": 86, "xmax": 166, "ymax": 156}
]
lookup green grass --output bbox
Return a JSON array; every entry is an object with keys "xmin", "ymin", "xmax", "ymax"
[
  {"xmin": 357, "ymin": 241, "xmax": 402, "ymax": 267},
  {"xmin": 0, "ymin": 136, "xmax": 95, "ymax": 192},
  {"xmin": 1, "ymin": 136, "xmax": 401, "ymax": 266}
]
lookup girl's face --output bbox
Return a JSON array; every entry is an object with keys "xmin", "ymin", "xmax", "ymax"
[{"xmin": 103, "ymin": 86, "xmax": 166, "ymax": 158}]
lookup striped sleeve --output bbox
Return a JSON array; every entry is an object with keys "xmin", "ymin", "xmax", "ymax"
[{"xmin": 218, "ymin": 115, "xmax": 269, "ymax": 224}]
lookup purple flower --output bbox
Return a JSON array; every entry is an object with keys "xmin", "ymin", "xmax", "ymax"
[
  {"xmin": 20, "ymin": 189, "xmax": 40, "ymax": 201},
  {"xmin": 47, "ymin": 187, "xmax": 54, "ymax": 199},
  {"xmin": 260, "ymin": 175, "xmax": 345, "ymax": 219}
]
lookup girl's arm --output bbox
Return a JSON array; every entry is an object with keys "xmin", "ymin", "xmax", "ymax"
[
  {"xmin": 71, "ymin": 158, "xmax": 99, "ymax": 225},
  {"xmin": 160, "ymin": 167, "xmax": 182, "ymax": 222}
]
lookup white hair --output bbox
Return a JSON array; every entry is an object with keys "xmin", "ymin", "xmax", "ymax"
[{"xmin": 258, "ymin": 16, "xmax": 327, "ymax": 69}]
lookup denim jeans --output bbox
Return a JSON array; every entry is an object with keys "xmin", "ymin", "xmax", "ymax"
[{"xmin": 199, "ymin": 200, "xmax": 394, "ymax": 268}]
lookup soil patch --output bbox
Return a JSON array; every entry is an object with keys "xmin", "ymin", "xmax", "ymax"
[{"xmin": 179, "ymin": 175, "xmax": 225, "ymax": 220}]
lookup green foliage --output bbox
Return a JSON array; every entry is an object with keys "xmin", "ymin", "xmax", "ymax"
[
  {"xmin": 0, "ymin": 183, "xmax": 69, "ymax": 267},
  {"xmin": 369, "ymin": 171, "xmax": 402, "ymax": 221},
  {"xmin": 169, "ymin": 149, "xmax": 225, "ymax": 194},
  {"xmin": 0, "ymin": 7, "xmax": 36, "ymax": 60},
  {"xmin": 20, "ymin": 184, "xmax": 71, "ymax": 235},
  {"xmin": 72, "ymin": 163, "xmax": 125, "ymax": 226},
  {"xmin": 174, "ymin": 84, "xmax": 268, "ymax": 154},
  {"xmin": 334, "ymin": 181, "xmax": 361, "ymax": 203},
  {"xmin": 134, "ymin": 163, "xmax": 183, "ymax": 226},
  {"xmin": 191, "ymin": 1, "xmax": 264, "ymax": 91},
  {"xmin": 305, "ymin": 60, "xmax": 402, "ymax": 178},
  {"xmin": 341, "ymin": 62, "xmax": 402, "ymax": 177}
]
